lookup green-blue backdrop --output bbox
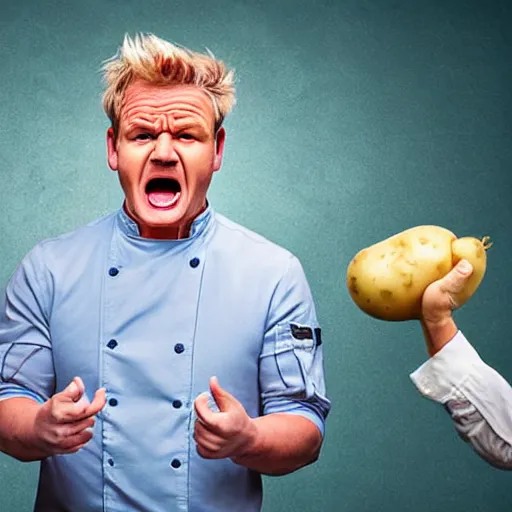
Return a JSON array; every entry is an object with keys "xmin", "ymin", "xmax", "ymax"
[{"xmin": 1, "ymin": 0, "xmax": 511, "ymax": 510}]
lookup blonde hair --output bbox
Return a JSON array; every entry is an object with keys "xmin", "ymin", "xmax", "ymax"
[{"xmin": 102, "ymin": 33, "xmax": 236, "ymax": 135}]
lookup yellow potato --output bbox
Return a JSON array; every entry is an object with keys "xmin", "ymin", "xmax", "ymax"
[{"xmin": 346, "ymin": 226, "xmax": 492, "ymax": 321}]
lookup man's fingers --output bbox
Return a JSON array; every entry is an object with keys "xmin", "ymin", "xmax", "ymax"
[
  {"xmin": 53, "ymin": 429, "xmax": 94, "ymax": 453},
  {"xmin": 196, "ymin": 443, "xmax": 219, "ymax": 459},
  {"xmin": 194, "ymin": 392, "xmax": 216, "ymax": 426},
  {"xmin": 65, "ymin": 442, "xmax": 88, "ymax": 455},
  {"xmin": 194, "ymin": 418, "xmax": 223, "ymax": 445},
  {"xmin": 58, "ymin": 377, "xmax": 85, "ymax": 403},
  {"xmin": 194, "ymin": 421, "xmax": 225, "ymax": 459},
  {"xmin": 82, "ymin": 388, "xmax": 107, "ymax": 418},
  {"xmin": 452, "ymin": 259, "xmax": 473, "ymax": 278},
  {"xmin": 65, "ymin": 429, "xmax": 94, "ymax": 449},
  {"xmin": 73, "ymin": 377, "xmax": 86, "ymax": 401},
  {"xmin": 51, "ymin": 388, "xmax": 106, "ymax": 423},
  {"xmin": 39, "ymin": 414, "xmax": 97, "ymax": 454},
  {"xmin": 68, "ymin": 387, "xmax": 106, "ymax": 422},
  {"xmin": 440, "ymin": 260, "xmax": 473, "ymax": 296},
  {"xmin": 65, "ymin": 416, "xmax": 96, "ymax": 437},
  {"xmin": 209, "ymin": 376, "xmax": 233, "ymax": 413},
  {"xmin": 194, "ymin": 434, "xmax": 220, "ymax": 453}
]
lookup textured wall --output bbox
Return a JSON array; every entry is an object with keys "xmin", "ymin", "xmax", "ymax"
[{"xmin": 1, "ymin": 0, "xmax": 511, "ymax": 510}]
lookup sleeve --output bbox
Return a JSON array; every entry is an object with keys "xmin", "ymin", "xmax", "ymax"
[
  {"xmin": 258, "ymin": 255, "xmax": 331, "ymax": 436},
  {"xmin": 410, "ymin": 331, "xmax": 512, "ymax": 469},
  {"xmin": 444, "ymin": 400, "xmax": 512, "ymax": 470},
  {"xmin": 0, "ymin": 244, "xmax": 55, "ymax": 403}
]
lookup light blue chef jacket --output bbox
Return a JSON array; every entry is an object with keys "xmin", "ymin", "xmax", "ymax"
[{"xmin": 0, "ymin": 205, "xmax": 330, "ymax": 512}]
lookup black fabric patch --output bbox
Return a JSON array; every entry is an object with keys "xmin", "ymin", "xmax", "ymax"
[
  {"xmin": 314, "ymin": 327, "xmax": 322, "ymax": 346},
  {"xmin": 290, "ymin": 324, "xmax": 322, "ymax": 346},
  {"xmin": 290, "ymin": 324, "xmax": 313, "ymax": 340}
]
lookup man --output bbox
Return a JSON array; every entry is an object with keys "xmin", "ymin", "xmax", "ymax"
[
  {"xmin": 0, "ymin": 33, "xmax": 330, "ymax": 511},
  {"xmin": 412, "ymin": 259, "xmax": 512, "ymax": 469}
]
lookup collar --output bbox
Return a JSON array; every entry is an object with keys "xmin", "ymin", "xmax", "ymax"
[{"xmin": 116, "ymin": 203, "xmax": 214, "ymax": 243}]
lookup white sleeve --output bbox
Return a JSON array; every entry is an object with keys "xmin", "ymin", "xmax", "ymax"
[{"xmin": 410, "ymin": 331, "xmax": 512, "ymax": 466}]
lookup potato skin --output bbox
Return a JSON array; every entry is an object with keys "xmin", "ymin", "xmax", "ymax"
[{"xmin": 346, "ymin": 226, "xmax": 488, "ymax": 321}]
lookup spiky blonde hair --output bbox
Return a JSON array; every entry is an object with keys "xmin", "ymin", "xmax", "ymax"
[{"xmin": 102, "ymin": 33, "xmax": 236, "ymax": 135}]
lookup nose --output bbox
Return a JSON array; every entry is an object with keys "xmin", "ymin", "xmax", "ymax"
[{"xmin": 151, "ymin": 133, "xmax": 177, "ymax": 166}]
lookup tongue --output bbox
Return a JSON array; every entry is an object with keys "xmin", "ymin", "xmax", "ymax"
[{"xmin": 148, "ymin": 191, "xmax": 179, "ymax": 208}]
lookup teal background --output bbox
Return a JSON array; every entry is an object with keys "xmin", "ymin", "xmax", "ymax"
[{"xmin": 1, "ymin": 0, "xmax": 511, "ymax": 510}]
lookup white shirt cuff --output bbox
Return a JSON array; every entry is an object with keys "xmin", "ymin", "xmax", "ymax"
[{"xmin": 410, "ymin": 331, "xmax": 481, "ymax": 403}]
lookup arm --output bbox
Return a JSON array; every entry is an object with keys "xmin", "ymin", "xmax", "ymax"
[
  {"xmin": 232, "ymin": 413, "xmax": 322, "ymax": 475},
  {"xmin": 446, "ymin": 399, "xmax": 512, "ymax": 470},
  {"xmin": 0, "ymin": 380, "xmax": 105, "ymax": 462},
  {"xmin": 0, "ymin": 397, "xmax": 47, "ymax": 461},
  {"xmin": 194, "ymin": 377, "xmax": 322, "ymax": 475},
  {"xmin": 412, "ymin": 260, "xmax": 512, "ymax": 469},
  {"xmin": 194, "ymin": 255, "xmax": 330, "ymax": 475},
  {"xmin": 419, "ymin": 259, "xmax": 471, "ymax": 356},
  {"xmin": 0, "ymin": 246, "xmax": 105, "ymax": 462}
]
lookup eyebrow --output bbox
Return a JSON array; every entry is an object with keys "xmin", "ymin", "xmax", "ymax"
[
  {"xmin": 173, "ymin": 121, "xmax": 209, "ymax": 133},
  {"xmin": 124, "ymin": 118, "xmax": 154, "ymax": 132},
  {"xmin": 124, "ymin": 118, "xmax": 210, "ymax": 134}
]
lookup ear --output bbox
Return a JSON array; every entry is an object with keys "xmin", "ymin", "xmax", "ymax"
[
  {"xmin": 106, "ymin": 127, "xmax": 118, "ymax": 171},
  {"xmin": 213, "ymin": 127, "xmax": 226, "ymax": 172}
]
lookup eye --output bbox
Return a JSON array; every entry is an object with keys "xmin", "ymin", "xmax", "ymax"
[
  {"xmin": 178, "ymin": 132, "xmax": 195, "ymax": 141},
  {"xmin": 134, "ymin": 133, "xmax": 154, "ymax": 141}
]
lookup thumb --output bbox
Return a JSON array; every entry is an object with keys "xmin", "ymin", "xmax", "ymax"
[
  {"xmin": 209, "ymin": 376, "xmax": 233, "ymax": 412},
  {"xmin": 440, "ymin": 260, "xmax": 473, "ymax": 295},
  {"xmin": 60, "ymin": 377, "xmax": 85, "ymax": 403}
]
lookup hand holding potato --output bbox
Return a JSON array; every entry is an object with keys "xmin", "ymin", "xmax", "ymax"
[
  {"xmin": 421, "ymin": 259, "xmax": 474, "ymax": 323},
  {"xmin": 346, "ymin": 226, "xmax": 492, "ymax": 321},
  {"xmin": 419, "ymin": 260, "xmax": 475, "ymax": 355}
]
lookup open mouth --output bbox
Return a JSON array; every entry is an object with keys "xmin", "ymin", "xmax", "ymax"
[{"xmin": 145, "ymin": 178, "xmax": 181, "ymax": 209}]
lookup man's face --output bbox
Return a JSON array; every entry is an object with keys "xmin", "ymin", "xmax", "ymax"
[{"xmin": 107, "ymin": 80, "xmax": 225, "ymax": 239}]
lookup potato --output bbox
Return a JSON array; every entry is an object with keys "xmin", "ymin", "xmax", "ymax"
[{"xmin": 346, "ymin": 226, "xmax": 492, "ymax": 321}]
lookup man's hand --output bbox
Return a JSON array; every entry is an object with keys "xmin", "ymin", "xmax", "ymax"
[
  {"xmin": 33, "ymin": 376, "xmax": 106, "ymax": 456},
  {"xmin": 420, "ymin": 259, "xmax": 473, "ymax": 355},
  {"xmin": 193, "ymin": 376, "xmax": 257, "ymax": 460},
  {"xmin": 422, "ymin": 259, "xmax": 473, "ymax": 324}
]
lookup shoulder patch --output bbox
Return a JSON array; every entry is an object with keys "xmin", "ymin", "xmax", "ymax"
[
  {"xmin": 290, "ymin": 323, "xmax": 313, "ymax": 340},
  {"xmin": 290, "ymin": 324, "xmax": 322, "ymax": 346}
]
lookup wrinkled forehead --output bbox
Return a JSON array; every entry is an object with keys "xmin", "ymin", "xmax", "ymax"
[{"xmin": 119, "ymin": 80, "xmax": 216, "ymax": 131}]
